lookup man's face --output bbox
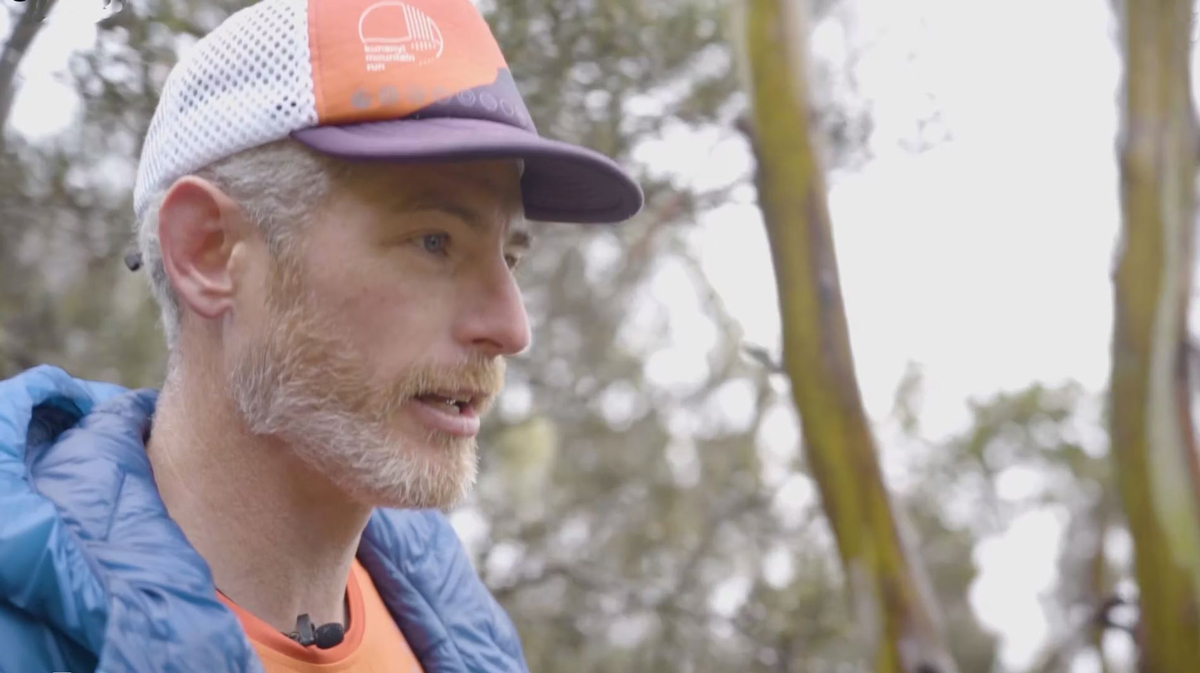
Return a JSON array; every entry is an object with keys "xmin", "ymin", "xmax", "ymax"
[{"xmin": 227, "ymin": 159, "xmax": 531, "ymax": 511}]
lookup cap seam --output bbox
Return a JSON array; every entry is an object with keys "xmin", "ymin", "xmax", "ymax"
[{"xmin": 306, "ymin": 0, "xmax": 324, "ymax": 126}]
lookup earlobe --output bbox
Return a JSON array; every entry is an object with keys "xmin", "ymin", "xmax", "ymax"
[{"xmin": 158, "ymin": 177, "xmax": 243, "ymax": 321}]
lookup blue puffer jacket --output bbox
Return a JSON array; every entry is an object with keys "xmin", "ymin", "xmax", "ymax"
[{"xmin": 0, "ymin": 365, "xmax": 529, "ymax": 673}]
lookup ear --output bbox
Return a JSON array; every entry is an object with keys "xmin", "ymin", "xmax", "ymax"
[{"xmin": 157, "ymin": 177, "xmax": 250, "ymax": 322}]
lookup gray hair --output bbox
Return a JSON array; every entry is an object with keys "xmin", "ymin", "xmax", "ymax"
[{"xmin": 136, "ymin": 140, "xmax": 351, "ymax": 354}]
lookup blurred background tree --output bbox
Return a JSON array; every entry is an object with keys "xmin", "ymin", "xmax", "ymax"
[
  {"xmin": 741, "ymin": 1, "xmax": 958, "ymax": 670},
  {"xmin": 1108, "ymin": 0, "xmax": 1200, "ymax": 670},
  {"xmin": 0, "ymin": 0, "xmax": 1153, "ymax": 671}
]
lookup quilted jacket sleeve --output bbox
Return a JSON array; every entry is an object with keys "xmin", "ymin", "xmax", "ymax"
[{"xmin": 0, "ymin": 366, "xmax": 122, "ymax": 673}]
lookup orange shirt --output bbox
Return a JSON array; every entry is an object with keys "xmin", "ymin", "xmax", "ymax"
[{"xmin": 217, "ymin": 560, "xmax": 424, "ymax": 673}]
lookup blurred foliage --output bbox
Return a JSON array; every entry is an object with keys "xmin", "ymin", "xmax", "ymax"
[
  {"xmin": 899, "ymin": 375, "xmax": 1133, "ymax": 672},
  {"xmin": 0, "ymin": 0, "xmax": 1133, "ymax": 671}
]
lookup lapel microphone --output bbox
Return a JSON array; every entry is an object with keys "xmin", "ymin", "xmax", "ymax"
[{"xmin": 285, "ymin": 613, "xmax": 346, "ymax": 649}]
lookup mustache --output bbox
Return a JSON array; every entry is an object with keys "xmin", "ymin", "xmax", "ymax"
[
  {"xmin": 256, "ymin": 276, "xmax": 507, "ymax": 415},
  {"xmin": 388, "ymin": 356, "xmax": 507, "ymax": 409}
]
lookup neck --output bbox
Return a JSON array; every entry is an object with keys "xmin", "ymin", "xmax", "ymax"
[{"xmin": 147, "ymin": 355, "xmax": 371, "ymax": 633}]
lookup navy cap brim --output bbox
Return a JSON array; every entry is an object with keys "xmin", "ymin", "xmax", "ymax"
[{"xmin": 292, "ymin": 117, "xmax": 644, "ymax": 224}]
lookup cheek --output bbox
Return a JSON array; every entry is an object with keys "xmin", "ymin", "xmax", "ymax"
[
  {"xmin": 297, "ymin": 215, "xmax": 460, "ymax": 366},
  {"xmin": 309, "ymin": 262, "xmax": 454, "ymax": 366}
]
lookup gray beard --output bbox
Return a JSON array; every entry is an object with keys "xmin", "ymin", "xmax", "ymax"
[{"xmin": 227, "ymin": 298, "xmax": 479, "ymax": 512}]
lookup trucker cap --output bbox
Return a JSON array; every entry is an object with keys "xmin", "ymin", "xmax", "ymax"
[{"xmin": 132, "ymin": 0, "xmax": 644, "ymax": 227}]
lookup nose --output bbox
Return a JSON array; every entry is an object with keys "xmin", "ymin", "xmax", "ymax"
[{"xmin": 455, "ymin": 258, "xmax": 531, "ymax": 358}]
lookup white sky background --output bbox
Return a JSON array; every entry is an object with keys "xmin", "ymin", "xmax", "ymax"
[{"xmin": 2, "ymin": 0, "xmax": 1190, "ymax": 670}]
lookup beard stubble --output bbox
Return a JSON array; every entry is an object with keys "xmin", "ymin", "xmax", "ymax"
[{"xmin": 228, "ymin": 254, "xmax": 505, "ymax": 511}]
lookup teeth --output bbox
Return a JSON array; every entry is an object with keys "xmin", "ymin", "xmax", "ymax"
[{"xmin": 418, "ymin": 393, "xmax": 467, "ymax": 413}]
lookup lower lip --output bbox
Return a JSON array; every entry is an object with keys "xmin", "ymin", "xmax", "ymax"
[{"xmin": 406, "ymin": 398, "xmax": 481, "ymax": 437}]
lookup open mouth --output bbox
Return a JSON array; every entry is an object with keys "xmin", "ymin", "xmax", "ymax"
[
  {"xmin": 407, "ymin": 389, "xmax": 488, "ymax": 438},
  {"xmin": 413, "ymin": 391, "xmax": 482, "ymax": 416}
]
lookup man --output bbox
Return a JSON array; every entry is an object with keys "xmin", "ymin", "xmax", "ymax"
[{"xmin": 0, "ymin": 0, "xmax": 641, "ymax": 671}]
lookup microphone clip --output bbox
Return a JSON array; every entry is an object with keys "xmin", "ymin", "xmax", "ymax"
[{"xmin": 286, "ymin": 613, "xmax": 345, "ymax": 650}]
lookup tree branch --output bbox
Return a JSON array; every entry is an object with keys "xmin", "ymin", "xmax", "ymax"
[{"xmin": 0, "ymin": 0, "xmax": 58, "ymax": 146}]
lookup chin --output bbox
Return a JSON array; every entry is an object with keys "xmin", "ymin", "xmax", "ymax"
[{"xmin": 334, "ymin": 435, "xmax": 480, "ymax": 512}]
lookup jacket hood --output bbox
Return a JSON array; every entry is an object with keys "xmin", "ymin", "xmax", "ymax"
[{"xmin": 0, "ymin": 365, "xmax": 527, "ymax": 673}]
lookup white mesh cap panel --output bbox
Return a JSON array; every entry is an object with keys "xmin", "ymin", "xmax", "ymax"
[{"xmin": 133, "ymin": 0, "xmax": 318, "ymax": 221}]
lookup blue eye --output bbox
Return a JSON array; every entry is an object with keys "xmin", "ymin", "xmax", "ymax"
[{"xmin": 421, "ymin": 233, "xmax": 450, "ymax": 255}]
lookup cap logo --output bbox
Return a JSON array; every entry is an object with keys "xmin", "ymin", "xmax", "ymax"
[
  {"xmin": 358, "ymin": 1, "xmax": 444, "ymax": 70},
  {"xmin": 310, "ymin": 0, "xmax": 511, "ymax": 124}
]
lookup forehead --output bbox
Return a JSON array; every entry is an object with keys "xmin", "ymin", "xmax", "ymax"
[{"xmin": 329, "ymin": 158, "xmax": 526, "ymax": 220}]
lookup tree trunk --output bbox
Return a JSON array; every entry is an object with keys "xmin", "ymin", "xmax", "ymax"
[
  {"xmin": 0, "ymin": 0, "xmax": 58, "ymax": 146},
  {"xmin": 740, "ymin": 1, "xmax": 957, "ymax": 671},
  {"xmin": 1111, "ymin": 0, "xmax": 1200, "ymax": 671}
]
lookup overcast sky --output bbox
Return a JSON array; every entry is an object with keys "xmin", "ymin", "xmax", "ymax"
[{"xmin": 4, "ymin": 0, "xmax": 1185, "ymax": 670}]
